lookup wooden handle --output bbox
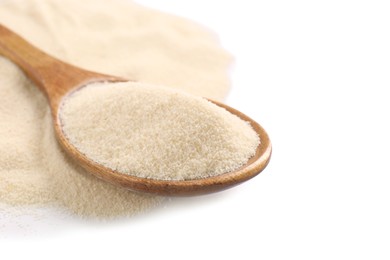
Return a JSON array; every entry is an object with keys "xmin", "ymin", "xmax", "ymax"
[
  {"xmin": 0, "ymin": 24, "xmax": 121, "ymax": 113},
  {"xmin": 0, "ymin": 25, "xmax": 75, "ymax": 98}
]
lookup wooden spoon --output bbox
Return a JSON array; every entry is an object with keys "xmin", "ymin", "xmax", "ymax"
[{"xmin": 0, "ymin": 24, "xmax": 271, "ymax": 196}]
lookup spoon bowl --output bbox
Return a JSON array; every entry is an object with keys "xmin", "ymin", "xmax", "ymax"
[{"xmin": 0, "ymin": 24, "xmax": 271, "ymax": 196}]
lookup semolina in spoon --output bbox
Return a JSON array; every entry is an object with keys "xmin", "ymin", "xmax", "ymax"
[{"xmin": 0, "ymin": 24, "xmax": 271, "ymax": 196}]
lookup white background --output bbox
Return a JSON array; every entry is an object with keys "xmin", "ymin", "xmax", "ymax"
[{"xmin": 2, "ymin": 0, "xmax": 390, "ymax": 259}]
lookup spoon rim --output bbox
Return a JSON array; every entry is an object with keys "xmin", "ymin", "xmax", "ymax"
[{"xmin": 55, "ymin": 84, "xmax": 272, "ymax": 196}]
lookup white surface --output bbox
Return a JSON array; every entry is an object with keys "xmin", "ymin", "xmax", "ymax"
[{"xmin": 2, "ymin": 0, "xmax": 390, "ymax": 259}]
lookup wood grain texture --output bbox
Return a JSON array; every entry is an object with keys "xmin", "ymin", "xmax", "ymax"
[
  {"xmin": 0, "ymin": 24, "xmax": 124, "ymax": 114},
  {"xmin": 0, "ymin": 24, "xmax": 272, "ymax": 196}
]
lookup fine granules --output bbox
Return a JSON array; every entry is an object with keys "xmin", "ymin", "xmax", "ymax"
[{"xmin": 60, "ymin": 82, "xmax": 259, "ymax": 181}]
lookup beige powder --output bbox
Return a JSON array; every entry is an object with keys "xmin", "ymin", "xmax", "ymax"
[
  {"xmin": 60, "ymin": 82, "xmax": 259, "ymax": 181},
  {"xmin": 0, "ymin": 0, "xmax": 232, "ymax": 217}
]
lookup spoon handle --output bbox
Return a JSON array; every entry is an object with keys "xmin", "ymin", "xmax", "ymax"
[
  {"xmin": 0, "ymin": 24, "xmax": 120, "ymax": 111},
  {"xmin": 0, "ymin": 25, "xmax": 78, "ymax": 97}
]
